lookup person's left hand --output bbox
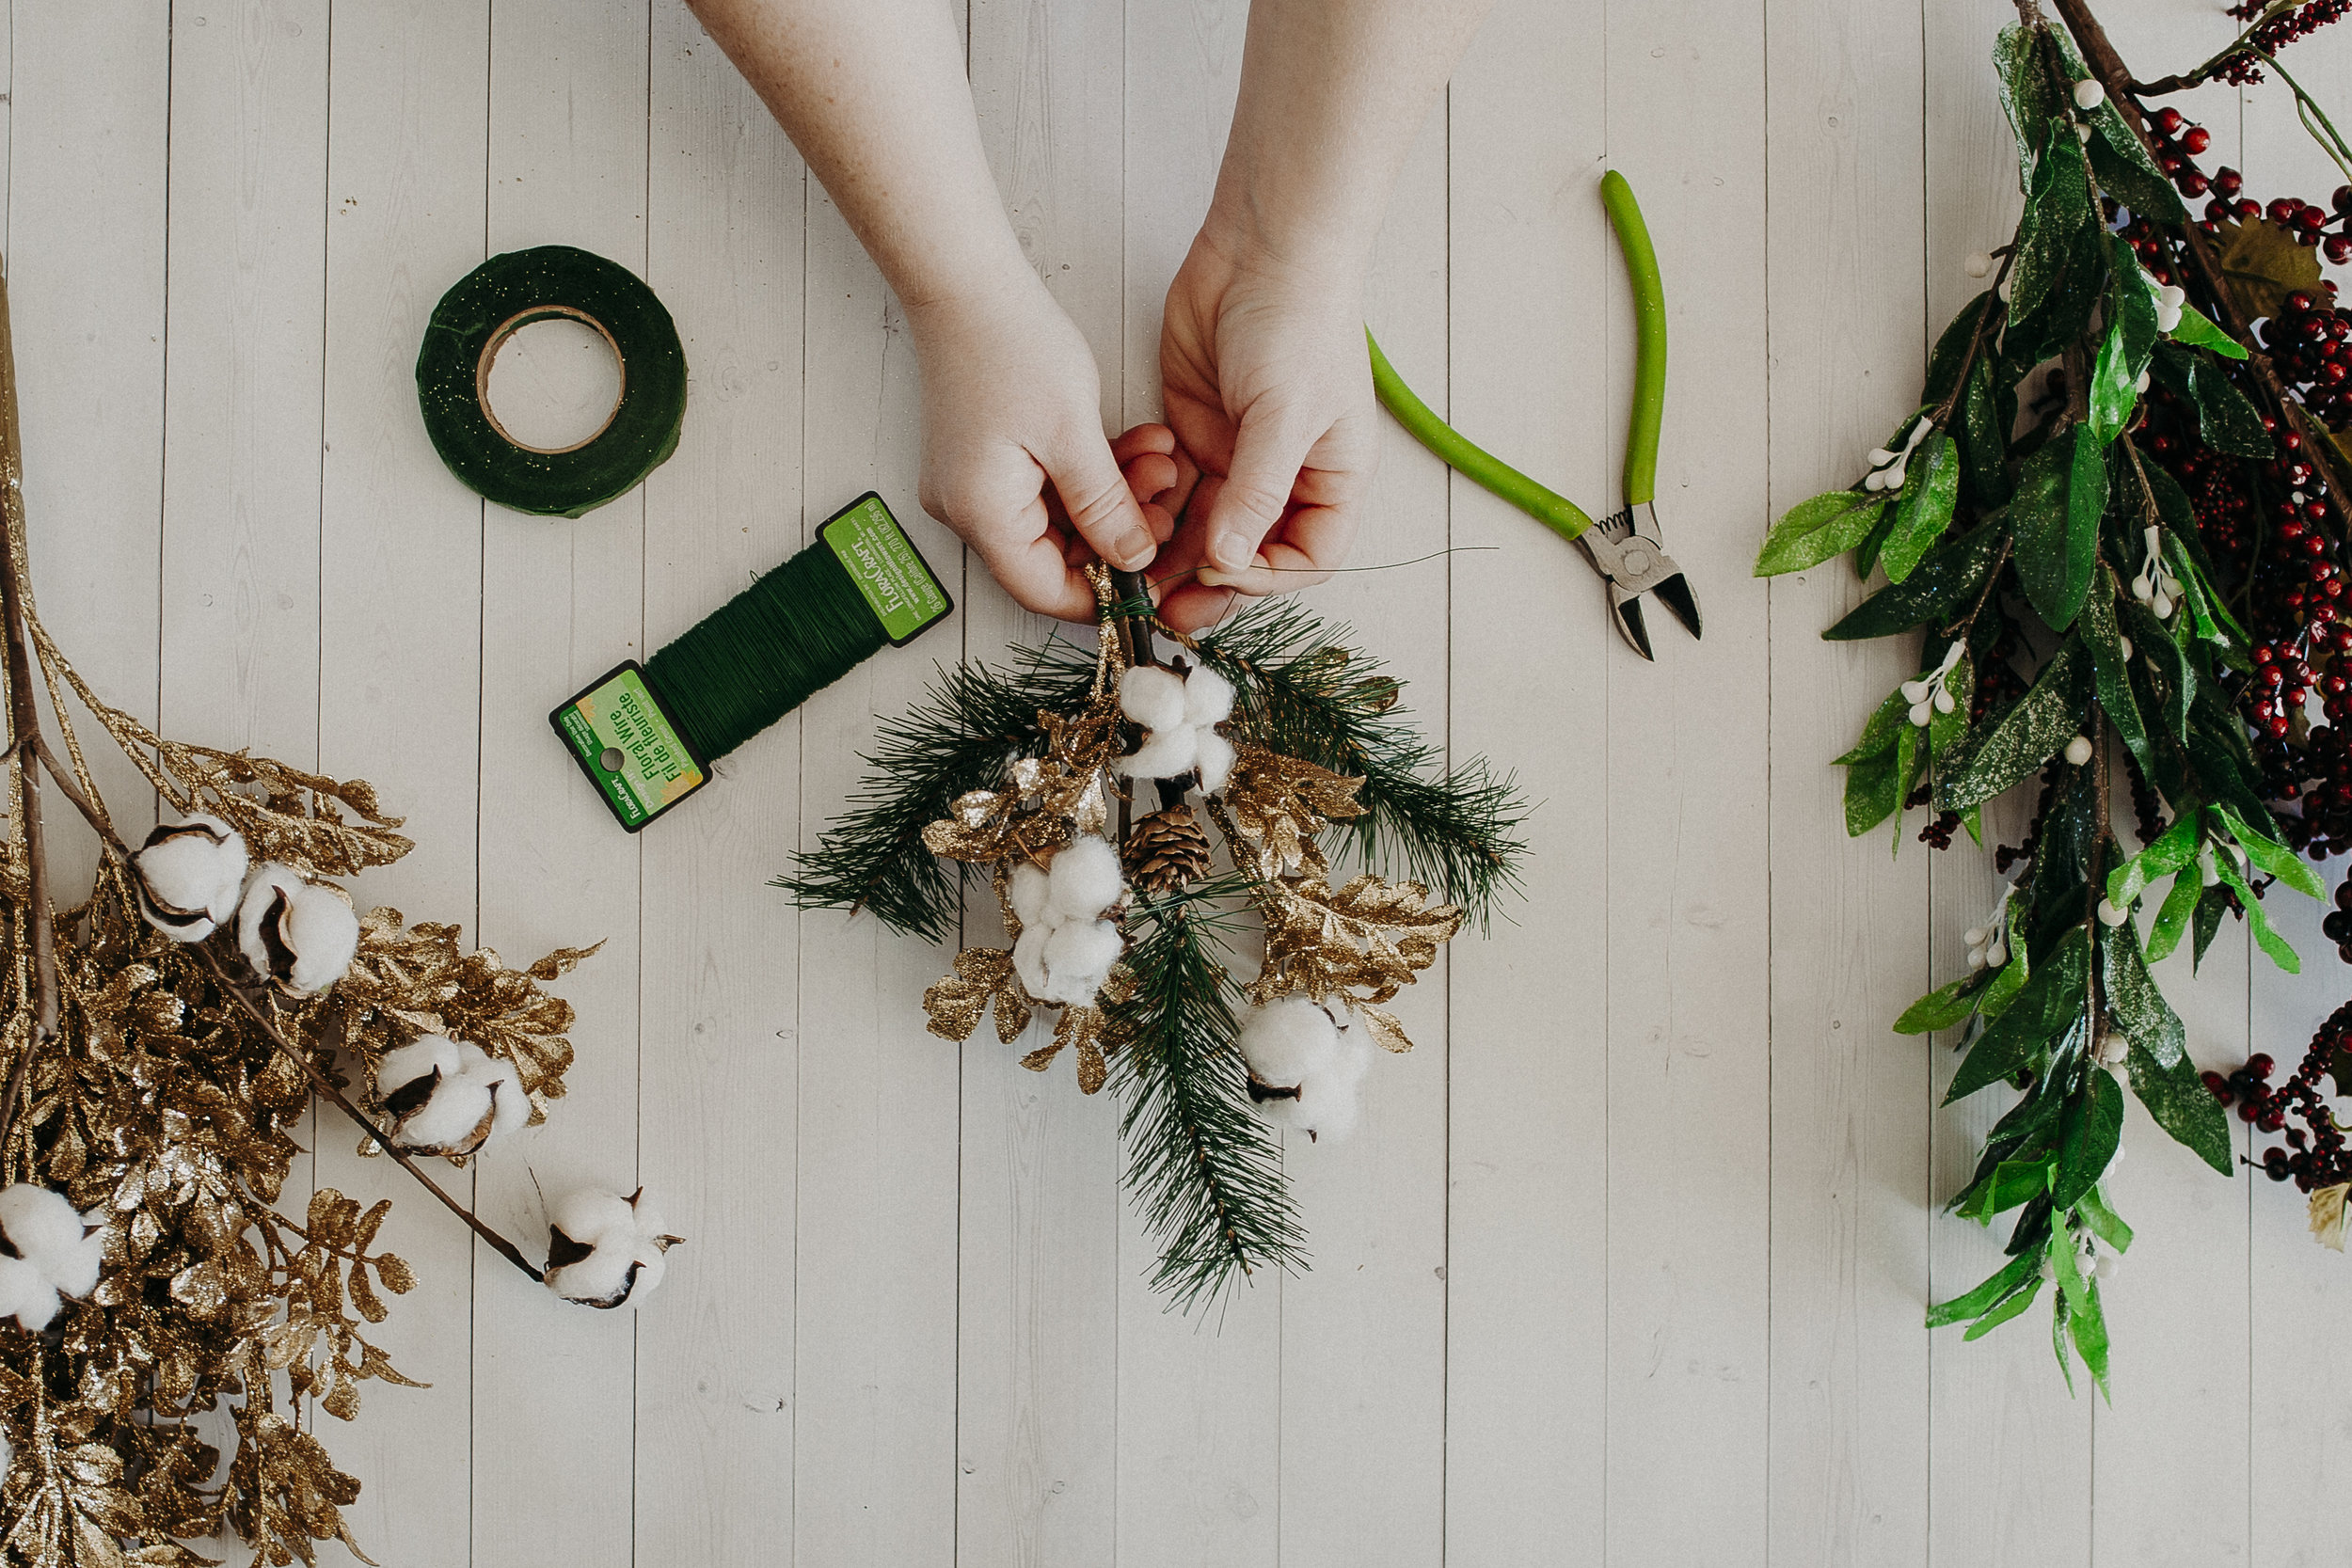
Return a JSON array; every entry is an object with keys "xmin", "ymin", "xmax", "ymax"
[{"xmin": 1149, "ymin": 225, "xmax": 1380, "ymax": 632}]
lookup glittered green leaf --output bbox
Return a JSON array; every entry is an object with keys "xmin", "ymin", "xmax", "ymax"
[
  {"xmin": 1823, "ymin": 519, "xmax": 2006, "ymax": 642},
  {"xmin": 1844, "ymin": 746, "xmax": 1903, "ymax": 838},
  {"xmin": 1881, "ymin": 431, "xmax": 1963, "ymax": 583},
  {"xmin": 1946, "ymin": 927, "xmax": 2090, "ymax": 1104},
  {"xmin": 1963, "ymin": 1275, "xmax": 2044, "ymax": 1339},
  {"xmin": 1894, "ymin": 972, "xmax": 1989, "ymax": 1035},
  {"xmin": 2169, "ymin": 301, "xmax": 2248, "ymax": 358},
  {"xmin": 2081, "ymin": 570, "xmax": 2150, "ymax": 780},
  {"xmin": 2150, "ymin": 341, "xmax": 2273, "ymax": 460},
  {"xmin": 2010, "ymin": 119, "xmax": 2095, "ymax": 325},
  {"xmin": 2011, "ymin": 433, "xmax": 2097, "ymax": 629},
  {"xmin": 1994, "ymin": 25, "xmax": 2065, "ymax": 191},
  {"xmin": 1836, "ymin": 687, "xmax": 1912, "ymax": 767},
  {"xmin": 2053, "ymin": 1067, "xmax": 2124, "ymax": 1212},
  {"xmin": 1757, "ymin": 489, "xmax": 1885, "ymax": 576},
  {"xmin": 2125, "ymin": 1037, "xmax": 2234, "ymax": 1175},
  {"xmin": 1926, "ymin": 295, "xmax": 1995, "ymax": 405},
  {"xmin": 2145, "ymin": 867, "xmax": 2202, "ymax": 965},
  {"xmin": 1937, "ymin": 638, "xmax": 2090, "ymax": 813},
  {"xmin": 2209, "ymin": 852, "xmax": 2300, "ymax": 974},
  {"xmin": 2077, "ymin": 1182, "xmax": 2134, "ymax": 1253},
  {"xmin": 2102, "ymin": 922, "xmax": 2185, "ymax": 1069},
  {"xmin": 1928, "ymin": 1249, "xmax": 2039, "ymax": 1327},
  {"xmin": 2210, "ymin": 800, "xmax": 2327, "ymax": 901},
  {"xmin": 2106, "ymin": 803, "xmax": 2201, "ymax": 910}
]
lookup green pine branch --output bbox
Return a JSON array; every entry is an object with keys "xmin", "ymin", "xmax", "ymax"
[
  {"xmin": 1196, "ymin": 598, "xmax": 1531, "ymax": 926},
  {"xmin": 1107, "ymin": 890, "xmax": 1305, "ymax": 1308},
  {"xmin": 772, "ymin": 648, "xmax": 1098, "ymax": 942}
]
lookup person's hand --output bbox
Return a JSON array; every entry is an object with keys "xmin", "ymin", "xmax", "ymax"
[
  {"xmin": 1152, "ymin": 227, "xmax": 1377, "ymax": 632},
  {"xmin": 911, "ymin": 277, "xmax": 1166, "ymax": 622}
]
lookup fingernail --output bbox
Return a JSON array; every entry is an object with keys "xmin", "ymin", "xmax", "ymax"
[
  {"xmin": 1113, "ymin": 528, "xmax": 1155, "ymax": 569},
  {"xmin": 1212, "ymin": 531, "xmax": 1250, "ymax": 571}
]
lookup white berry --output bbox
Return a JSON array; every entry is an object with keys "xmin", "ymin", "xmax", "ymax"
[
  {"xmin": 2097, "ymin": 897, "xmax": 2130, "ymax": 927},
  {"xmin": 1964, "ymin": 252, "xmax": 1994, "ymax": 278},
  {"xmin": 2064, "ymin": 735, "xmax": 2094, "ymax": 767}
]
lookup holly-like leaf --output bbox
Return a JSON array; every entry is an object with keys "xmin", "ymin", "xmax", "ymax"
[
  {"xmin": 1937, "ymin": 637, "xmax": 2090, "ymax": 813},
  {"xmin": 2125, "ymin": 1037, "xmax": 2234, "ymax": 1174},
  {"xmin": 1881, "ymin": 431, "xmax": 1962, "ymax": 583},
  {"xmin": 1824, "ymin": 519, "xmax": 2006, "ymax": 641},
  {"xmin": 1757, "ymin": 489, "xmax": 1884, "ymax": 576},
  {"xmin": 2213, "ymin": 215, "xmax": 2324, "ymax": 323}
]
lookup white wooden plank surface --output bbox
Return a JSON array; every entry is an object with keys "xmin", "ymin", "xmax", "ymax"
[{"xmin": 16, "ymin": 2, "xmax": 2352, "ymax": 1565}]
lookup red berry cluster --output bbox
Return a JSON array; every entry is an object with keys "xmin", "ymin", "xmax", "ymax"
[
  {"xmin": 2220, "ymin": 0, "xmax": 2352, "ymax": 86},
  {"xmin": 2205, "ymin": 1028, "xmax": 2349, "ymax": 1190}
]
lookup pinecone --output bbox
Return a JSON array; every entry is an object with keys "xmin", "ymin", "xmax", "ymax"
[{"xmin": 1124, "ymin": 805, "xmax": 1213, "ymax": 894}]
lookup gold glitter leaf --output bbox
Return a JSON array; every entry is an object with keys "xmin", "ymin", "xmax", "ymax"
[
  {"xmin": 924, "ymin": 948, "xmax": 1026, "ymax": 1044},
  {"xmin": 1353, "ymin": 1003, "xmax": 1415, "ymax": 1054},
  {"xmin": 1221, "ymin": 745, "xmax": 1365, "ymax": 878}
]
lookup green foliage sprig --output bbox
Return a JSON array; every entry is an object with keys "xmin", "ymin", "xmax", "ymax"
[{"xmin": 1759, "ymin": 14, "xmax": 2325, "ymax": 1394}]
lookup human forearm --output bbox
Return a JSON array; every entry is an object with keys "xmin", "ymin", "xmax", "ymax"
[
  {"xmin": 685, "ymin": 0, "xmax": 1034, "ymax": 324},
  {"xmin": 1206, "ymin": 0, "xmax": 1494, "ymax": 281}
]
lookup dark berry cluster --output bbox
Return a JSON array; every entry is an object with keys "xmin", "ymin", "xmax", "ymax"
[
  {"xmin": 2220, "ymin": 0, "xmax": 2352, "ymax": 86},
  {"xmin": 2205, "ymin": 1025, "xmax": 2350, "ymax": 1190}
]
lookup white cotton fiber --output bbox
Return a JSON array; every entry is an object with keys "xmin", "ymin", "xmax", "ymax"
[
  {"xmin": 133, "ymin": 815, "xmax": 248, "ymax": 939},
  {"xmin": 1009, "ymin": 862, "xmax": 1052, "ymax": 929},
  {"xmin": 1046, "ymin": 835, "xmax": 1123, "ymax": 920},
  {"xmin": 479, "ymin": 1054, "xmax": 529, "ymax": 1137},
  {"xmin": 1118, "ymin": 726, "xmax": 1199, "ymax": 782},
  {"xmin": 1263, "ymin": 1023, "xmax": 1374, "ymax": 1142},
  {"xmin": 1194, "ymin": 729, "xmax": 1236, "ymax": 795},
  {"xmin": 1234, "ymin": 997, "xmax": 1341, "ymax": 1087},
  {"xmin": 1182, "ymin": 665, "xmax": 1235, "ymax": 727},
  {"xmin": 552, "ymin": 1188, "xmax": 635, "ymax": 1246},
  {"xmin": 1011, "ymin": 925, "xmax": 1051, "ymax": 1000},
  {"xmin": 1041, "ymin": 920, "xmax": 1123, "ymax": 1005},
  {"xmin": 0, "ymin": 1183, "xmax": 88, "ymax": 1262},
  {"xmin": 377, "ymin": 1035, "xmax": 459, "ymax": 1095},
  {"xmin": 238, "ymin": 865, "xmax": 361, "ymax": 997},
  {"xmin": 391, "ymin": 1078, "xmax": 491, "ymax": 1154},
  {"xmin": 1119, "ymin": 664, "xmax": 1188, "ymax": 732},
  {"xmin": 0, "ymin": 1257, "xmax": 58, "ymax": 1333}
]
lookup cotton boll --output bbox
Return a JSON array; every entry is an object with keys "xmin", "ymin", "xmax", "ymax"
[
  {"xmin": 0, "ymin": 1184, "xmax": 102, "ymax": 1322},
  {"xmin": 0, "ymin": 1184, "xmax": 89, "ymax": 1263},
  {"xmin": 1009, "ymin": 862, "xmax": 1052, "ymax": 929},
  {"xmin": 1118, "ymin": 664, "xmax": 1188, "ymax": 733},
  {"xmin": 1041, "ymin": 919, "xmax": 1123, "ymax": 1005},
  {"xmin": 376, "ymin": 1035, "xmax": 460, "ymax": 1098},
  {"xmin": 1182, "ymin": 664, "xmax": 1235, "ymax": 727},
  {"xmin": 1119, "ymin": 724, "xmax": 1199, "ymax": 782},
  {"xmin": 478, "ymin": 1053, "xmax": 529, "ymax": 1139},
  {"xmin": 1235, "ymin": 997, "xmax": 1342, "ymax": 1088},
  {"xmin": 545, "ymin": 1187, "xmax": 681, "ymax": 1309},
  {"xmin": 238, "ymin": 864, "xmax": 360, "ymax": 997},
  {"xmin": 1263, "ymin": 1027, "xmax": 1374, "ymax": 1143},
  {"xmin": 0, "ymin": 1261, "xmax": 58, "ymax": 1333},
  {"xmin": 1011, "ymin": 925, "xmax": 1051, "ymax": 1000},
  {"xmin": 1046, "ymin": 835, "xmax": 1124, "ymax": 921},
  {"xmin": 1194, "ymin": 729, "xmax": 1237, "ymax": 795},
  {"xmin": 132, "ymin": 815, "xmax": 248, "ymax": 941}
]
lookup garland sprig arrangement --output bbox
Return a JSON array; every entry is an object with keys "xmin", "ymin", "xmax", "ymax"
[
  {"xmin": 784, "ymin": 578, "xmax": 1528, "ymax": 1306},
  {"xmin": 1761, "ymin": 0, "xmax": 2352, "ymax": 1394},
  {"xmin": 0, "ymin": 265, "xmax": 679, "ymax": 1564}
]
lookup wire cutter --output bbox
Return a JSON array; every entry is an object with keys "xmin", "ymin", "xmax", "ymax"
[{"xmin": 1367, "ymin": 169, "xmax": 1701, "ymax": 659}]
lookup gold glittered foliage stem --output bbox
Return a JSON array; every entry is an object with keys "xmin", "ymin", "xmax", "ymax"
[
  {"xmin": 0, "ymin": 261, "xmax": 57, "ymax": 1171},
  {"xmin": 30, "ymin": 742, "xmax": 548, "ymax": 1284}
]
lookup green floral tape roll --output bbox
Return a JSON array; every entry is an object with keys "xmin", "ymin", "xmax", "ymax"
[{"xmin": 417, "ymin": 245, "xmax": 687, "ymax": 518}]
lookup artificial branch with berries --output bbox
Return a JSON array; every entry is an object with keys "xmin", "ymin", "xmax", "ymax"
[
  {"xmin": 784, "ymin": 578, "xmax": 1527, "ymax": 1307},
  {"xmin": 1757, "ymin": 0, "xmax": 2352, "ymax": 1393}
]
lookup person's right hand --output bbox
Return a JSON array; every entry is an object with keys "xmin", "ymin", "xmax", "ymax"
[{"xmin": 911, "ymin": 276, "xmax": 1166, "ymax": 622}]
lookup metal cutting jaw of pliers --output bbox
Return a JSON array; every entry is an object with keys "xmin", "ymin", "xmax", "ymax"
[
  {"xmin": 1577, "ymin": 500, "xmax": 1703, "ymax": 660},
  {"xmin": 1367, "ymin": 168, "xmax": 1702, "ymax": 660}
]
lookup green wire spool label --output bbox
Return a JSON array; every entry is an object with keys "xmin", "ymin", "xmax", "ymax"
[
  {"xmin": 549, "ymin": 662, "xmax": 708, "ymax": 832},
  {"xmin": 820, "ymin": 493, "xmax": 951, "ymax": 646}
]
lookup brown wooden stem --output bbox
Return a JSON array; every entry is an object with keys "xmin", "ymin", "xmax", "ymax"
[
  {"xmin": 0, "ymin": 266, "xmax": 56, "ymax": 1045},
  {"xmin": 2048, "ymin": 0, "xmax": 2352, "ymax": 532}
]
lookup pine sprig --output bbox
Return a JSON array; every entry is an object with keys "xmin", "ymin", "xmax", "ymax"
[
  {"xmin": 773, "ymin": 648, "xmax": 1099, "ymax": 942},
  {"xmin": 1196, "ymin": 599, "xmax": 1530, "ymax": 925},
  {"xmin": 1107, "ymin": 891, "xmax": 1305, "ymax": 1307}
]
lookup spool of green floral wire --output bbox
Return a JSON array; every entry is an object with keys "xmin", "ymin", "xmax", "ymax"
[{"xmin": 549, "ymin": 492, "xmax": 953, "ymax": 831}]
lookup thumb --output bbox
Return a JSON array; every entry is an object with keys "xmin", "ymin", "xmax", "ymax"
[
  {"xmin": 1202, "ymin": 407, "xmax": 1313, "ymax": 575},
  {"xmin": 1043, "ymin": 428, "xmax": 1160, "ymax": 574}
]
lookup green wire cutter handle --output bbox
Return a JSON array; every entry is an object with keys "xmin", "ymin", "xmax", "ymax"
[
  {"xmin": 1368, "ymin": 168, "xmax": 1699, "ymax": 657},
  {"xmin": 1600, "ymin": 168, "xmax": 1666, "ymax": 509}
]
